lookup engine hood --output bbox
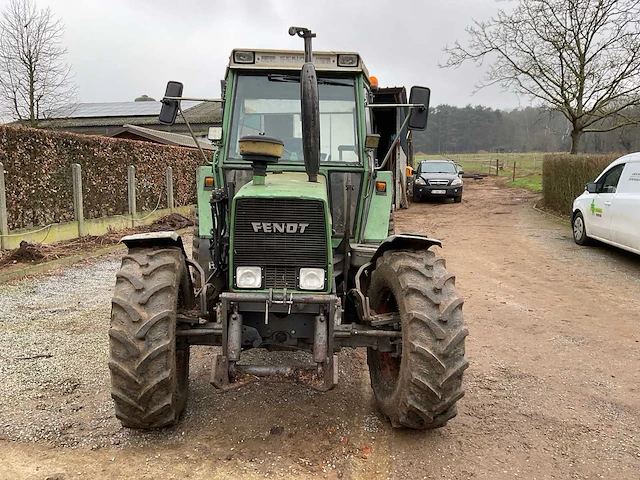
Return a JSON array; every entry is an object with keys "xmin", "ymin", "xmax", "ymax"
[{"xmin": 234, "ymin": 172, "xmax": 328, "ymax": 203}]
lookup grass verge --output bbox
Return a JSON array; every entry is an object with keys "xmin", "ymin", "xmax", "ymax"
[{"xmin": 508, "ymin": 175, "xmax": 542, "ymax": 193}]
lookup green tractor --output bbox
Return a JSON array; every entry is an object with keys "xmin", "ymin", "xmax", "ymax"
[{"xmin": 108, "ymin": 27, "xmax": 468, "ymax": 430}]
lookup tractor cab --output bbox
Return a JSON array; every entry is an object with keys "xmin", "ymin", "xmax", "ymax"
[{"xmin": 217, "ymin": 48, "xmax": 370, "ymax": 242}]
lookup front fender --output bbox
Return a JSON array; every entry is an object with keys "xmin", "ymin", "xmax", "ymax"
[
  {"xmin": 120, "ymin": 231, "xmax": 198, "ymax": 311},
  {"xmin": 349, "ymin": 234, "xmax": 442, "ymax": 324},
  {"xmin": 369, "ymin": 234, "xmax": 441, "ymax": 267},
  {"xmin": 352, "ymin": 234, "xmax": 441, "ymax": 300},
  {"xmin": 121, "ymin": 231, "xmax": 187, "ymax": 257}
]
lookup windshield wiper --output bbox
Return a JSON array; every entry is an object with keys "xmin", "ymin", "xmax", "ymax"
[
  {"xmin": 268, "ymin": 74, "xmax": 300, "ymax": 83},
  {"xmin": 267, "ymin": 74, "xmax": 352, "ymax": 86}
]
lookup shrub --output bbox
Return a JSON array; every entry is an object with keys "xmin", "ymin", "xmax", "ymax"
[
  {"xmin": 0, "ymin": 125, "xmax": 205, "ymax": 230},
  {"xmin": 542, "ymin": 153, "xmax": 618, "ymax": 214}
]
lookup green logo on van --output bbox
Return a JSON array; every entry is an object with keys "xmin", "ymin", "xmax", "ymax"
[{"xmin": 590, "ymin": 199, "xmax": 602, "ymax": 217}]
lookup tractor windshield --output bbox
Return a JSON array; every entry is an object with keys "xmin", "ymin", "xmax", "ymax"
[{"xmin": 228, "ymin": 73, "xmax": 359, "ymax": 163}]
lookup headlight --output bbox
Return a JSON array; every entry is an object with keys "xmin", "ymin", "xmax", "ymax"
[
  {"xmin": 236, "ymin": 266, "xmax": 262, "ymax": 288},
  {"xmin": 299, "ymin": 268, "xmax": 325, "ymax": 291},
  {"xmin": 415, "ymin": 177, "xmax": 426, "ymax": 185},
  {"xmin": 451, "ymin": 177, "xmax": 463, "ymax": 186},
  {"xmin": 337, "ymin": 54, "xmax": 359, "ymax": 67},
  {"xmin": 233, "ymin": 51, "xmax": 255, "ymax": 64}
]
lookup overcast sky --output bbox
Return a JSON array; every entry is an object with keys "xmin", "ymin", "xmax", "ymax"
[{"xmin": 0, "ymin": 0, "xmax": 529, "ymax": 110}]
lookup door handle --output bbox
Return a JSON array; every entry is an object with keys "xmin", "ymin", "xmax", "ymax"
[{"xmin": 604, "ymin": 201, "xmax": 611, "ymax": 206}]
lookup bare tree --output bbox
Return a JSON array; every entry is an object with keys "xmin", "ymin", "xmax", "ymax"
[
  {"xmin": 0, "ymin": 0, "xmax": 76, "ymax": 127},
  {"xmin": 443, "ymin": 0, "xmax": 640, "ymax": 154}
]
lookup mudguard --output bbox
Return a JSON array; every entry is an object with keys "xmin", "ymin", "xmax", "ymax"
[
  {"xmin": 120, "ymin": 231, "xmax": 187, "ymax": 256},
  {"xmin": 349, "ymin": 234, "xmax": 441, "ymax": 324},
  {"xmin": 120, "ymin": 231, "xmax": 201, "ymax": 312},
  {"xmin": 369, "ymin": 233, "xmax": 441, "ymax": 267}
]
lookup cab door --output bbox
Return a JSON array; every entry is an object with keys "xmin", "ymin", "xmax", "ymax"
[
  {"xmin": 610, "ymin": 162, "xmax": 640, "ymax": 252},
  {"xmin": 588, "ymin": 163, "xmax": 625, "ymax": 240}
]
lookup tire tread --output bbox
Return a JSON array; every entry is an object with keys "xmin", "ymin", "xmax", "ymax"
[
  {"xmin": 109, "ymin": 247, "xmax": 189, "ymax": 429},
  {"xmin": 367, "ymin": 249, "xmax": 467, "ymax": 429}
]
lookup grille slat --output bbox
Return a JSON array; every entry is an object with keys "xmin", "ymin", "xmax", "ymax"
[
  {"xmin": 233, "ymin": 198, "xmax": 328, "ymax": 289},
  {"xmin": 428, "ymin": 179, "xmax": 450, "ymax": 186}
]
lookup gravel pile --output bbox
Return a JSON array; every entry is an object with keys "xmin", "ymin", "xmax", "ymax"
[{"xmin": 0, "ymin": 253, "xmax": 124, "ymax": 446}]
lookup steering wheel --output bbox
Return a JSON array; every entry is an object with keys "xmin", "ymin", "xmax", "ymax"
[{"xmin": 281, "ymin": 137, "xmax": 304, "ymax": 160}]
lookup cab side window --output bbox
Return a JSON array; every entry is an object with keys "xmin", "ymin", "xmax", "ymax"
[{"xmin": 597, "ymin": 164, "xmax": 625, "ymax": 193}]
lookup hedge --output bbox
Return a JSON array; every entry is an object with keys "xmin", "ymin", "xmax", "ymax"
[
  {"xmin": 0, "ymin": 125, "xmax": 205, "ymax": 230},
  {"xmin": 542, "ymin": 153, "xmax": 619, "ymax": 214}
]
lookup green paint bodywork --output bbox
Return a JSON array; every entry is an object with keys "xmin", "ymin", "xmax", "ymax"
[
  {"xmin": 229, "ymin": 173, "xmax": 333, "ymax": 293},
  {"xmin": 197, "ymin": 166, "xmax": 214, "ymax": 238},
  {"xmin": 234, "ymin": 172, "xmax": 329, "ymax": 202},
  {"xmin": 363, "ymin": 170, "xmax": 393, "ymax": 243}
]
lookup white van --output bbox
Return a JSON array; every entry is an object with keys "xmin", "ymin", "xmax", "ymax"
[{"xmin": 572, "ymin": 153, "xmax": 640, "ymax": 255}]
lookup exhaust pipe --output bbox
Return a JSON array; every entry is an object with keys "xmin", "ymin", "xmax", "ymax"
[{"xmin": 290, "ymin": 27, "xmax": 320, "ymax": 183}]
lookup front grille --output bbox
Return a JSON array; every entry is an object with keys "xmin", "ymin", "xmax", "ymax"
[
  {"xmin": 428, "ymin": 179, "xmax": 450, "ymax": 186},
  {"xmin": 233, "ymin": 198, "xmax": 328, "ymax": 289}
]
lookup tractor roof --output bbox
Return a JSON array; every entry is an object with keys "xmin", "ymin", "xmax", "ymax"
[{"xmin": 227, "ymin": 49, "xmax": 370, "ymax": 78}]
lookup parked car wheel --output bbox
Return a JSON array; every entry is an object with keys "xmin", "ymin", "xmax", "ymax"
[
  {"xmin": 454, "ymin": 196, "xmax": 462, "ymax": 203},
  {"xmin": 572, "ymin": 211, "xmax": 592, "ymax": 246}
]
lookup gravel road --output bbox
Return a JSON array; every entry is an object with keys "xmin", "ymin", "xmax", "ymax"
[{"xmin": 1, "ymin": 177, "xmax": 639, "ymax": 479}]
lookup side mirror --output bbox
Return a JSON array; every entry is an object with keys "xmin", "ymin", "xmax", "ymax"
[
  {"xmin": 159, "ymin": 81, "xmax": 184, "ymax": 125},
  {"xmin": 586, "ymin": 182, "xmax": 598, "ymax": 194},
  {"xmin": 458, "ymin": 170, "xmax": 465, "ymax": 176},
  {"xmin": 407, "ymin": 86, "xmax": 431, "ymax": 130}
]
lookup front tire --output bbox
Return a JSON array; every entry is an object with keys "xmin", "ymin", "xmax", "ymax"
[
  {"xmin": 454, "ymin": 195, "xmax": 462, "ymax": 203},
  {"xmin": 572, "ymin": 211, "xmax": 592, "ymax": 246},
  {"xmin": 367, "ymin": 249, "xmax": 468, "ymax": 429},
  {"xmin": 109, "ymin": 247, "xmax": 191, "ymax": 428}
]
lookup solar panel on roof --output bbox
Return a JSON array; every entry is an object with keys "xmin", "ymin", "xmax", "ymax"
[{"xmin": 53, "ymin": 101, "xmax": 202, "ymax": 119}]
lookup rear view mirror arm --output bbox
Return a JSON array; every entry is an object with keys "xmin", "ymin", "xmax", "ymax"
[
  {"xmin": 163, "ymin": 96, "xmax": 221, "ymax": 103},
  {"xmin": 367, "ymin": 103, "xmax": 426, "ymax": 110},
  {"xmin": 177, "ymin": 102, "xmax": 211, "ymax": 165}
]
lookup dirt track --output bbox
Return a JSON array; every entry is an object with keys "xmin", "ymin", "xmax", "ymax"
[{"xmin": 1, "ymin": 178, "xmax": 639, "ymax": 479}]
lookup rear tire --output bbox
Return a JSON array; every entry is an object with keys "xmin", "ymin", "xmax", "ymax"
[
  {"xmin": 109, "ymin": 247, "xmax": 191, "ymax": 428},
  {"xmin": 572, "ymin": 211, "xmax": 592, "ymax": 246},
  {"xmin": 367, "ymin": 249, "xmax": 468, "ymax": 429}
]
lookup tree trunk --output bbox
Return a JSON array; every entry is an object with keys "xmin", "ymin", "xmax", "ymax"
[
  {"xmin": 570, "ymin": 129, "xmax": 582, "ymax": 154},
  {"xmin": 29, "ymin": 66, "xmax": 36, "ymax": 128}
]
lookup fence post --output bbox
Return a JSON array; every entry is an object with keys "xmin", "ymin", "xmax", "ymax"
[
  {"xmin": 166, "ymin": 166, "xmax": 174, "ymax": 211},
  {"xmin": 71, "ymin": 164, "xmax": 85, "ymax": 237},
  {"xmin": 496, "ymin": 159, "xmax": 499, "ymax": 176},
  {"xmin": 0, "ymin": 163, "xmax": 8, "ymax": 250},
  {"xmin": 128, "ymin": 165, "xmax": 136, "ymax": 228},
  {"xmin": 513, "ymin": 161, "xmax": 516, "ymax": 182}
]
